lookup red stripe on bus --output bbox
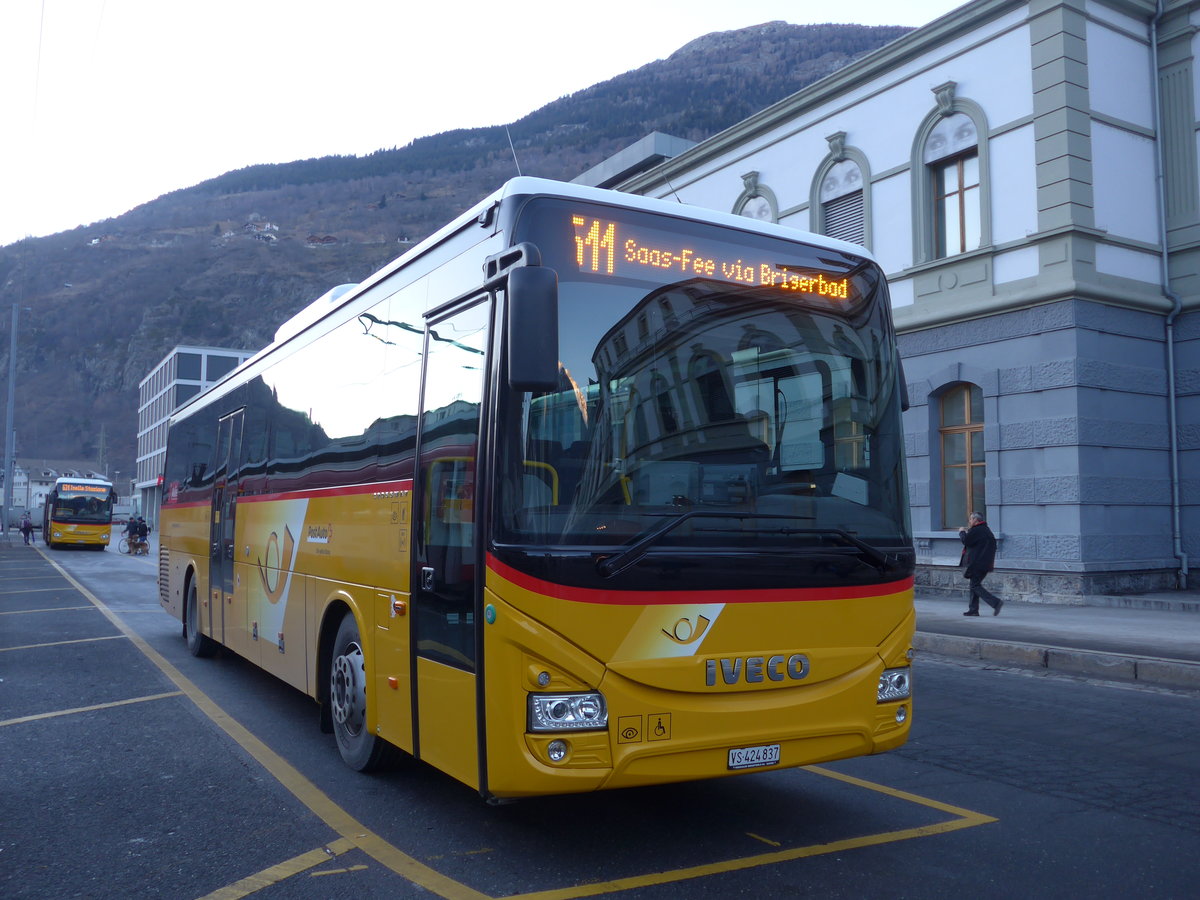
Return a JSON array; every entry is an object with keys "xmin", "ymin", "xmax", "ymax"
[{"xmin": 486, "ymin": 553, "xmax": 913, "ymax": 605}]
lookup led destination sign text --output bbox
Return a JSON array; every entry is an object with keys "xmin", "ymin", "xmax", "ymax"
[
  {"xmin": 571, "ymin": 215, "xmax": 852, "ymax": 300},
  {"xmin": 61, "ymin": 483, "xmax": 109, "ymax": 495}
]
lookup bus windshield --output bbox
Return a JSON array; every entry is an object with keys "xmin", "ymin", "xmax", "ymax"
[
  {"xmin": 50, "ymin": 483, "xmax": 114, "ymax": 524},
  {"xmin": 498, "ymin": 200, "xmax": 910, "ymax": 554}
]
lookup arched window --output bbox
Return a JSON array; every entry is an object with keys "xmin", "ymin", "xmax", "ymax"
[
  {"xmin": 926, "ymin": 113, "xmax": 980, "ymax": 257},
  {"xmin": 911, "ymin": 83, "xmax": 991, "ymax": 264},
  {"xmin": 939, "ymin": 383, "xmax": 984, "ymax": 528},
  {"xmin": 810, "ymin": 133, "xmax": 871, "ymax": 249},
  {"xmin": 820, "ymin": 159, "xmax": 866, "ymax": 245},
  {"xmin": 732, "ymin": 171, "xmax": 778, "ymax": 223}
]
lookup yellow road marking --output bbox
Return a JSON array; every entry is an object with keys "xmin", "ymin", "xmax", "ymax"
[
  {"xmin": 39, "ymin": 550, "xmax": 490, "ymax": 900},
  {"xmin": 310, "ymin": 864, "xmax": 370, "ymax": 877},
  {"xmin": 747, "ymin": 833, "xmax": 781, "ymax": 847},
  {"xmin": 1, "ymin": 634, "xmax": 125, "ymax": 653},
  {"xmin": 0, "ymin": 691, "xmax": 183, "ymax": 727},
  {"xmin": 805, "ymin": 764, "xmax": 998, "ymax": 818},
  {"xmin": 498, "ymin": 766, "xmax": 997, "ymax": 900},
  {"xmin": 198, "ymin": 837, "xmax": 355, "ymax": 899}
]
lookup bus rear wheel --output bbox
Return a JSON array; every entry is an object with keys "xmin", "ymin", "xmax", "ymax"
[
  {"xmin": 185, "ymin": 580, "xmax": 217, "ymax": 658},
  {"xmin": 330, "ymin": 614, "xmax": 390, "ymax": 771}
]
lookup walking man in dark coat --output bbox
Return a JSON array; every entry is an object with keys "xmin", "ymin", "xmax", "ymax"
[{"xmin": 959, "ymin": 511, "xmax": 1004, "ymax": 616}]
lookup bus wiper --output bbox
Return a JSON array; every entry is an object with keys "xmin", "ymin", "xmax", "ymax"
[
  {"xmin": 595, "ymin": 512, "xmax": 894, "ymax": 578},
  {"xmin": 772, "ymin": 526, "xmax": 892, "ymax": 573}
]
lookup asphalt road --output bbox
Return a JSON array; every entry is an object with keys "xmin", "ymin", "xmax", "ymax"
[{"xmin": 2, "ymin": 538, "xmax": 1198, "ymax": 899}]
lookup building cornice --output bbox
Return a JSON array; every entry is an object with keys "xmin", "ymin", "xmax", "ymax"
[{"xmin": 622, "ymin": 0, "xmax": 1033, "ymax": 194}]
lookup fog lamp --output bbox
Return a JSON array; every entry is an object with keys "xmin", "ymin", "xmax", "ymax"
[
  {"xmin": 895, "ymin": 705, "xmax": 908, "ymax": 724},
  {"xmin": 547, "ymin": 740, "xmax": 568, "ymax": 762}
]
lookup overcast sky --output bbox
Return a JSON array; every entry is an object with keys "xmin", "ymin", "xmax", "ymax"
[{"xmin": 0, "ymin": 0, "xmax": 966, "ymax": 247}]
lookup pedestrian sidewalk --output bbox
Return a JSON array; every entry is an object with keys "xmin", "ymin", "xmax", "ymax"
[{"xmin": 914, "ymin": 588, "xmax": 1200, "ymax": 691}]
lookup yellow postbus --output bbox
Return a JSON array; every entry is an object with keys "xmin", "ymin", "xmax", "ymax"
[
  {"xmin": 159, "ymin": 178, "xmax": 914, "ymax": 799},
  {"xmin": 43, "ymin": 477, "xmax": 117, "ymax": 549}
]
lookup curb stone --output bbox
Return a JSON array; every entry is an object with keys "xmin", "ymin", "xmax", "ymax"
[{"xmin": 913, "ymin": 632, "xmax": 1200, "ymax": 691}]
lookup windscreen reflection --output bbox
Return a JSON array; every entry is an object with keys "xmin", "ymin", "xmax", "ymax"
[{"xmin": 499, "ymin": 277, "xmax": 910, "ymax": 551}]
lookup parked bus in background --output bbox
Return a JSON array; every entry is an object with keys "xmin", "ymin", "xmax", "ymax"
[
  {"xmin": 158, "ymin": 177, "xmax": 914, "ymax": 800},
  {"xmin": 43, "ymin": 477, "xmax": 117, "ymax": 549}
]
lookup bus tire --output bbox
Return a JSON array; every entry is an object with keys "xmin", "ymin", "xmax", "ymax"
[
  {"xmin": 330, "ymin": 613, "xmax": 390, "ymax": 772},
  {"xmin": 185, "ymin": 579, "xmax": 217, "ymax": 658}
]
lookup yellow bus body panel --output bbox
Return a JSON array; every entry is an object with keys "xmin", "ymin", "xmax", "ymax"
[
  {"xmin": 482, "ymin": 563, "xmax": 913, "ymax": 797},
  {"xmin": 416, "ymin": 657, "xmax": 480, "ymax": 790},
  {"xmin": 161, "ymin": 484, "xmax": 413, "ymax": 746},
  {"xmin": 47, "ymin": 523, "xmax": 112, "ymax": 547}
]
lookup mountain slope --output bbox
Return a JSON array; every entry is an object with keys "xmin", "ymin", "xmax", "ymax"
[{"xmin": 0, "ymin": 22, "xmax": 911, "ymax": 478}]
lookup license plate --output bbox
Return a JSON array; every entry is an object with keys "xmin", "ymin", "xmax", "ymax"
[{"xmin": 727, "ymin": 743, "xmax": 781, "ymax": 770}]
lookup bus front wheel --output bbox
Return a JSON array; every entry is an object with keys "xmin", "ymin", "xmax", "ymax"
[
  {"xmin": 185, "ymin": 580, "xmax": 217, "ymax": 658},
  {"xmin": 330, "ymin": 614, "xmax": 390, "ymax": 772}
]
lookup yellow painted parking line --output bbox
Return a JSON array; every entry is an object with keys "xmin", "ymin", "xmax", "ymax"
[
  {"xmin": 310, "ymin": 864, "xmax": 369, "ymax": 878},
  {"xmin": 198, "ymin": 837, "xmax": 356, "ymax": 899},
  {"xmin": 0, "ymin": 691, "xmax": 184, "ymax": 728},
  {"xmin": 747, "ymin": 832, "xmax": 781, "ymax": 847},
  {"xmin": 499, "ymin": 766, "xmax": 997, "ymax": 900},
  {"xmin": 40, "ymin": 551, "xmax": 490, "ymax": 900},
  {"xmin": 1, "ymin": 634, "xmax": 125, "ymax": 653},
  {"xmin": 806, "ymin": 764, "xmax": 999, "ymax": 819}
]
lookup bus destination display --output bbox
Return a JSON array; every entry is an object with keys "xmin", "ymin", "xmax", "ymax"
[
  {"xmin": 570, "ymin": 214, "xmax": 855, "ymax": 301},
  {"xmin": 61, "ymin": 483, "xmax": 109, "ymax": 495}
]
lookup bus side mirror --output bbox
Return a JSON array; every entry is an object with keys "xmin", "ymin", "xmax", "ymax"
[{"xmin": 507, "ymin": 266, "xmax": 559, "ymax": 393}]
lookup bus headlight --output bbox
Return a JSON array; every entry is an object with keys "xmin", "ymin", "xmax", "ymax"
[
  {"xmin": 528, "ymin": 692, "xmax": 608, "ymax": 732},
  {"xmin": 877, "ymin": 667, "xmax": 911, "ymax": 703}
]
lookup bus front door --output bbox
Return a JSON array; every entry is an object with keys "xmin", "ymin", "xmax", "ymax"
[
  {"xmin": 209, "ymin": 409, "xmax": 244, "ymax": 648},
  {"xmin": 411, "ymin": 300, "xmax": 489, "ymax": 789}
]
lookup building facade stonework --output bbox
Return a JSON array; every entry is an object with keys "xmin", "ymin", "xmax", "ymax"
[{"xmin": 609, "ymin": 0, "xmax": 1198, "ymax": 600}]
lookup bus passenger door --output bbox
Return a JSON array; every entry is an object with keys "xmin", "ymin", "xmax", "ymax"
[
  {"xmin": 209, "ymin": 409, "xmax": 244, "ymax": 647},
  {"xmin": 412, "ymin": 300, "xmax": 490, "ymax": 789}
]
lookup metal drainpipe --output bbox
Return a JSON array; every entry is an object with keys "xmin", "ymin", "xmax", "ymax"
[{"xmin": 1152, "ymin": 0, "xmax": 1189, "ymax": 589}]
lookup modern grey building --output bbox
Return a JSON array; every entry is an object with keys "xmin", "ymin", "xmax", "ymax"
[
  {"xmin": 606, "ymin": 0, "xmax": 1196, "ymax": 600},
  {"xmin": 135, "ymin": 345, "xmax": 253, "ymax": 524}
]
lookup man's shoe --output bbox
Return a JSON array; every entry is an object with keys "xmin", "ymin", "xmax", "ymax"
[
  {"xmin": 994, "ymin": 599, "xmax": 1004, "ymax": 616},
  {"xmin": 963, "ymin": 610, "xmax": 980, "ymax": 616}
]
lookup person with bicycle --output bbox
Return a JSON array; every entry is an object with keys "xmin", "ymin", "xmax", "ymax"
[
  {"xmin": 122, "ymin": 517, "xmax": 138, "ymax": 553},
  {"xmin": 134, "ymin": 517, "xmax": 151, "ymax": 555}
]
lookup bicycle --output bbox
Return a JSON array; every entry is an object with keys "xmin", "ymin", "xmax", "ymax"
[{"xmin": 118, "ymin": 536, "xmax": 149, "ymax": 555}]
